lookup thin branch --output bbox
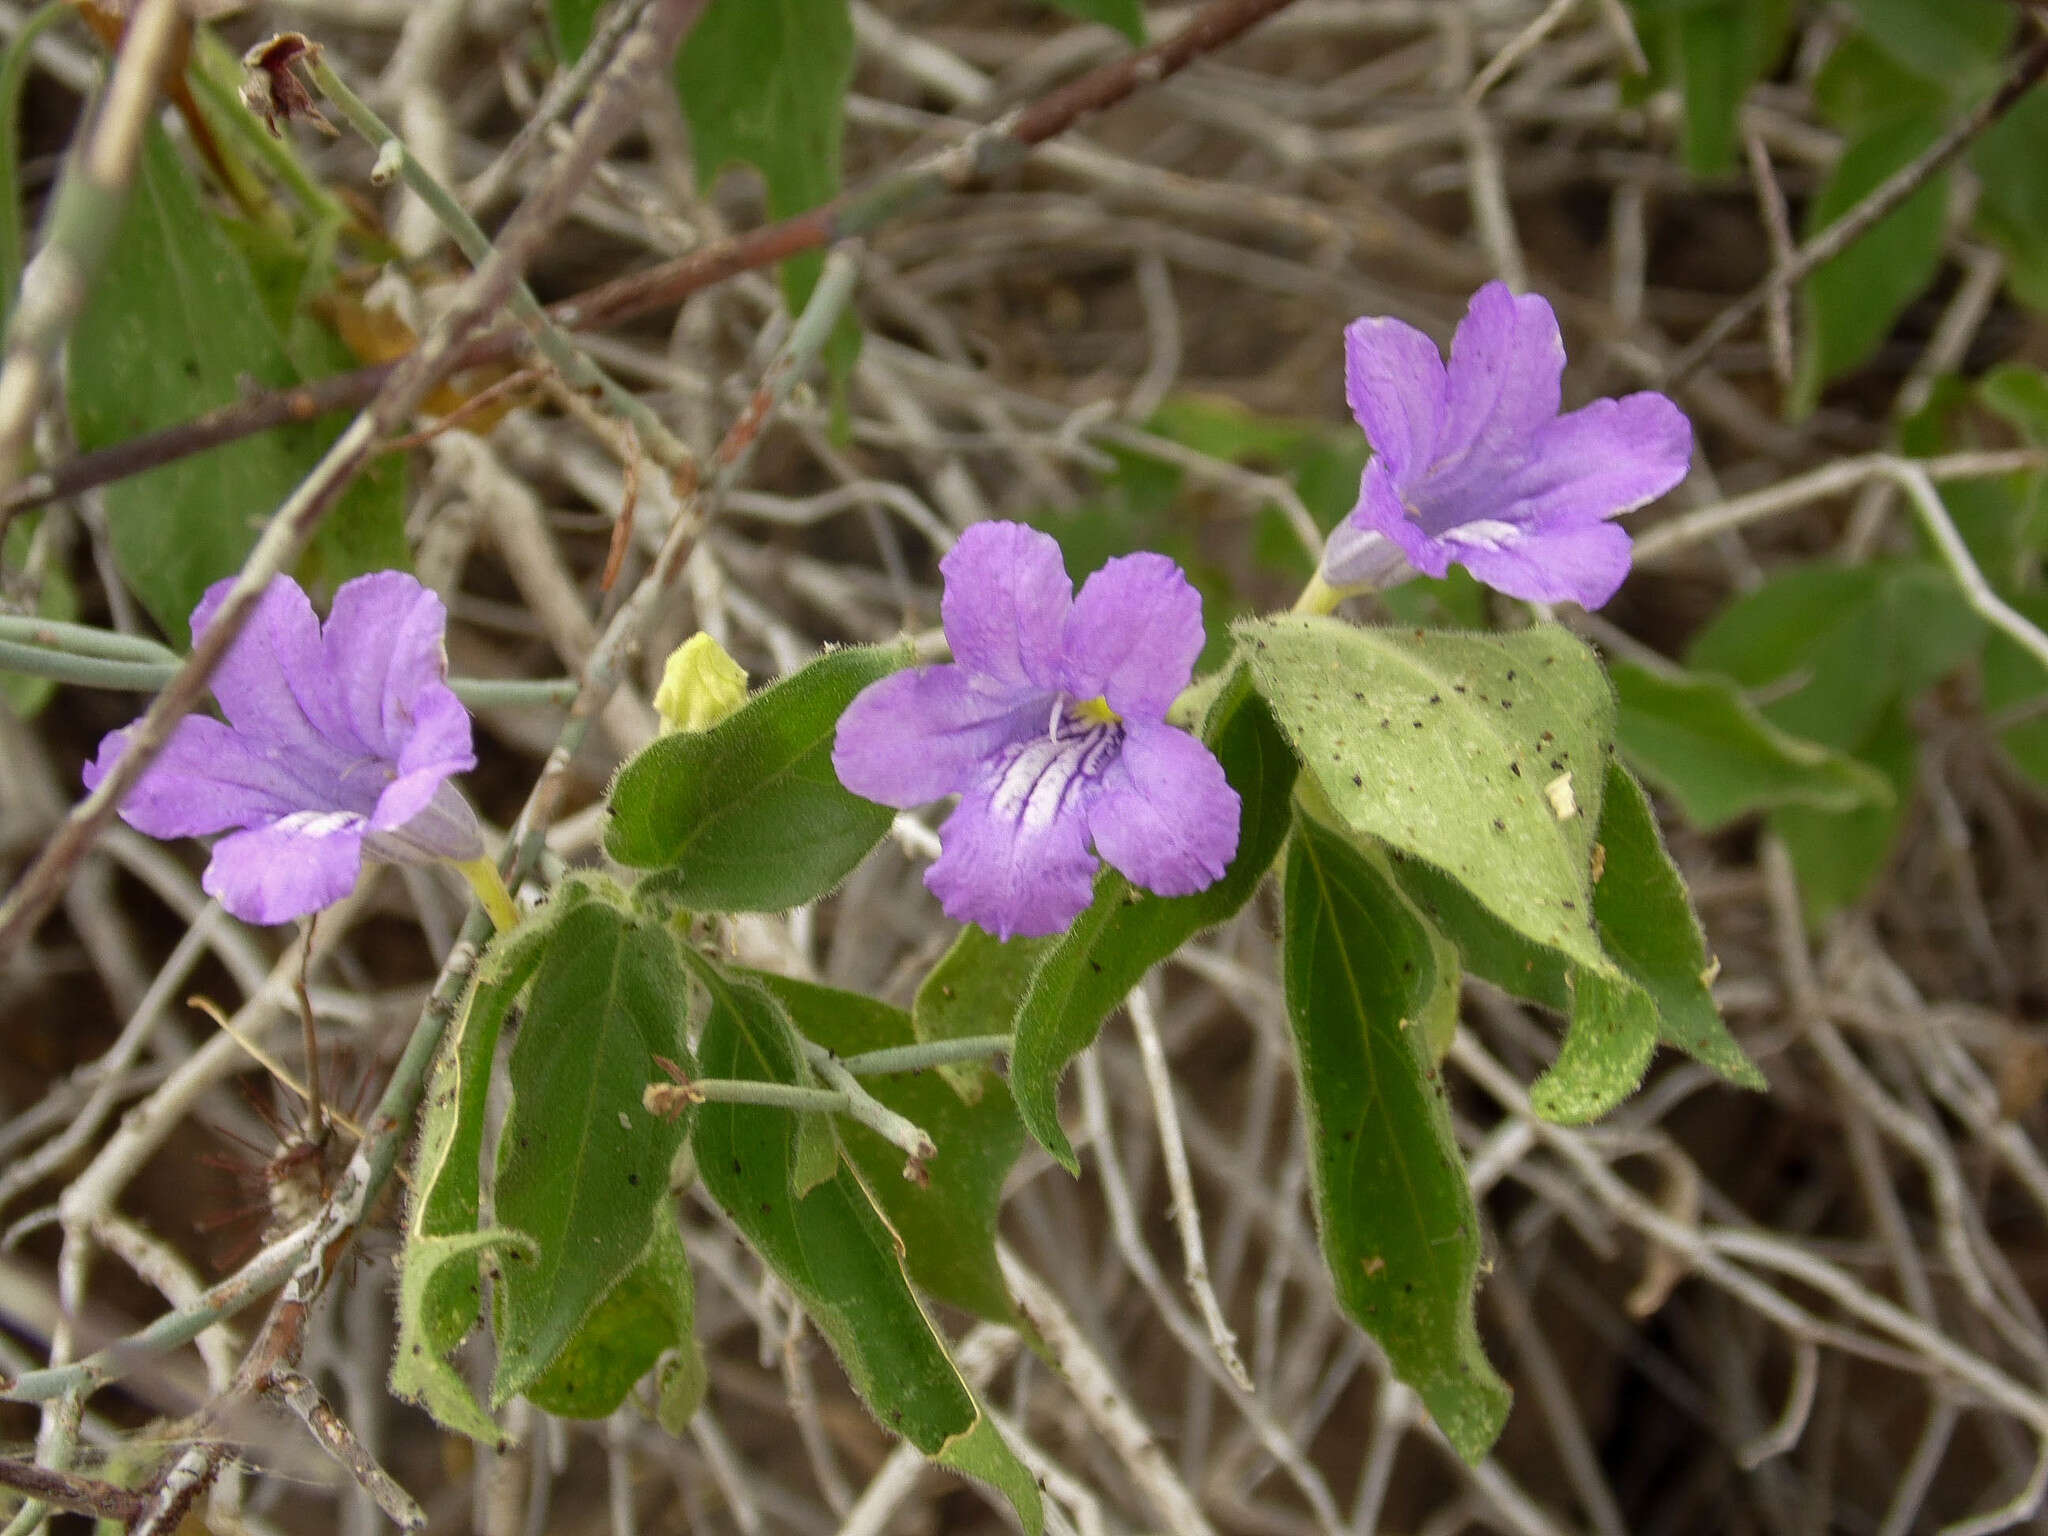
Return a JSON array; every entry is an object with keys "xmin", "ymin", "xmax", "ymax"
[
  {"xmin": 0, "ymin": 0, "xmax": 1306, "ymax": 521},
  {"xmin": 1125, "ymin": 984, "xmax": 1252, "ymax": 1392},
  {"xmin": 1631, "ymin": 449, "xmax": 2048, "ymax": 565},
  {"xmin": 0, "ymin": 1454, "xmax": 145, "ymax": 1523},
  {"xmin": 0, "ymin": 0, "xmax": 711, "ymax": 965},
  {"xmin": 1663, "ymin": 32, "xmax": 2048, "ymax": 386}
]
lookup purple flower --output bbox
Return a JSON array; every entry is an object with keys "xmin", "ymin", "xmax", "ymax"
[
  {"xmin": 85, "ymin": 571, "xmax": 483, "ymax": 926},
  {"xmin": 1323, "ymin": 282, "xmax": 1693, "ymax": 609},
  {"xmin": 833, "ymin": 522, "xmax": 1241, "ymax": 940}
]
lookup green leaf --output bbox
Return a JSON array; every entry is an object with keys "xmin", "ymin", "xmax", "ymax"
[
  {"xmin": 1041, "ymin": 0, "xmax": 1144, "ymax": 43},
  {"xmin": 391, "ymin": 1231, "xmax": 535, "ymax": 1444},
  {"xmin": 753, "ymin": 974, "xmax": 1025, "ymax": 1326},
  {"xmin": 1592, "ymin": 761, "xmax": 1762, "ymax": 1087},
  {"xmin": 1282, "ymin": 808, "xmax": 1510, "ymax": 1463},
  {"xmin": 691, "ymin": 961, "xmax": 1043, "ymax": 1532},
  {"xmin": 1387, "ymin": 764, "xmax": 1760, "ymax": 1103},
  {"xmin": 1629, "ymin": 0, "xmax": 1793, "ymax": 176},
  {"xmin": 1972, "ymin": 86, "xmax": 2048, "ymax": 313},
  {"xmin": 1238, "ymin": 616, "xmax": 1614, "ymax": 972},
  {"xmin": 1611, "ymin": 661, "xmax": 1895, "ymax": 829},
  {"xmin": 1794, "ymin": 110, "xmax": 1951, "ymax": 410},
  {"xmin": 1982, "ymin": 364, "xmax": 2048, "ymax": 445},
  {"xmin": 520, "ymin": 1215, "xmax": 700, "ymax": 1422},
  {"xmin": 1008, "ymin": 667, "xmax": 1299, "ymax": 1170},
  {"xmin": 1813, "ymin": 33, "xmax": 1946, "ymax": 134},
  {"xmin": 67, "ymin": 128, "xmax": 405, "ymax": 643},
  {"xmin": 1840, "ymin": 0, "xmax": 2012, "ymax": 91},
  {"xmin": 673, "ymin": 0, "xmax": 854, "ymax": 327},
  {"xmin": 1976, "ymin": 593, "xmax": 2048, "ymax": 792},
  {"xmin": 606, "ymin": 645, "xmax": 906, "ymax": 911},
  {"xmin": 913, "ymin": 925, "xmax": 1051, "ymax": 1102},
  {"xmin": 492, "ymin": 899, "xmax": 697, "ymax": 1404},
  {"xmin": 391, "ymin": 885, "xmax": 598, "ymax": 1440},
  {"xmin": 547, "ymin": 0, "xmax": 602, "ymax": 57},
  {"xmin": 1770, "ymin": 704, "xmax": 1918, "ymax": 922},
  {"xmin": 1688, "ymin": 561, "xmax": 1980, "ymax": 747}
]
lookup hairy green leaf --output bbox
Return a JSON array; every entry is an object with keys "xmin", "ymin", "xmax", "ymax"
[
  {"xmin": 1972, "ymin": 86, "xmax": 2048, "ymax": 313},
  {"xmin": 390, "ymin": 883, "xmax": 600, "ymax": 1440},
  {"xmin": 1841, "ymin": 0, "xmax": 2011, "ymax": 91},
  {"xmin": 673, "ymin": 0, "xmax": 854, "ymax": 326},
  {"xmin": 520, "ymin": 1215, "xmax": 699, "ymax": 1422},
  {"xmin": 606, "ymin": 645, "xmax": 906, "ymax": 911},
  {"xmin": 1593, "ymin": 762, "xmax": 1763, "ymax": 1087},
  {"xmin": 691, "ymin": 960, "xmax": 1042, "ymax": 1531},
  {"xmin": 492, "ymin": 899, "xmax": 697, "ymax": 1404},
  {"xmin": 914, "ymin": 925, "xmax": 1051, "ymax": 1102},
  {"xmin": 1283, "ymin": 809, "xmax": 1510, "ymax": 1462},
  {"xmin": 1238, "ymin": 616, "xmax": 1614, "ymax": 972},
  {"xmin": 754, "ymin": 974, "xmax": 1024, "ymax": 1325}
]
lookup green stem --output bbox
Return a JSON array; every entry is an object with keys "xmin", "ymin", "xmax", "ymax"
[
  {"xmin": 303, "ymin": 53, "xmax": 690, "ymax": 472},
  {"xmin": 802, "ymin": 1040, "xmax": 935, "ymax": 1174},
  {"xmin": 687, "ymin": 1079, "xmax": 848, "ymax": 1113},
  {"xmin": 452, "ymin": 857, "xmax": 518, "ymax": 931},
  {"xmin": 1292, "ymin": 571, "xmax": 1347, "ymax": 615},
  {"xmin": 0, "ymin": 628, "xmax": 576, "ymax": 706},
  {"xmin": 0, "ymin": 1, "xmax": 74, "ymax": 318},
  {"xmin": 835, "ymin": 1034, "xmax": 1011, "ymax": 1077}
]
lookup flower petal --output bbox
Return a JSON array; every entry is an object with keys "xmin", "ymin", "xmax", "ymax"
[
  {"xmin": 833, "ymin": 665, "xmax": 1045, "ymax": 809},
  {"xmin": 1088, "ymin": 721, "xmax": 1239, "ymax": 898},
  {"xmin": 1442, "ymin": 519, "xmax": 1635, "ymax": 608},
  {"xmin": 388, "ymin": 686, "xmax": 478, "ymax": 819},
  {"xmin": 1344, "ymin": 313, "xmax": 1447, "ymax": 477},
  {"xmin": 1341, "ymin": 459, "xmax": 1456, "ymax": 580},
  {"xmin": 86, "ymin": 716, "xmax": 329, "ymax": 839},
  {"xmin": 1061, "ymin": 552, "xmax": 1205, "ymax": 719},
  {"xmin": 322, "ymin": 571, "xmax": 468, "ymax": 763},
  {"xmin": 925, "ymin": 736, "xmax": 1103, "ymax": 939},
  {"xmin": 190, "ymin": 575, "xmax": 352, "ymax": 770},
  {"xmin": 940, "ymin": 522, "xmax": 1071, "ymax": 694},
  {"xmin": 367, "ymin": 777, "xmax": 484, "ymax": 863},
  {"xmin": 202, "ymin": 811, "xmax": 368, "ymax": 924},
  {"xmin": 1496, "ymin": 392, "xmax": 1693, "ymax": 529},
  {"xmin": 1416, "ymin": 283, "xmax": 1565, "ymax": 523}
]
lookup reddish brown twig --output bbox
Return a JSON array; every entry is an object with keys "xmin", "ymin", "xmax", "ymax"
[
  {"xmin": 0, "ymin": 1452, "xmax": 148, "ymax": 1523},
  {"xmin": 0, "ymin": 0, "xmax": 1303, "ymax": 523}
]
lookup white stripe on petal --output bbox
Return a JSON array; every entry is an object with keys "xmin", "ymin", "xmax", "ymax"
[
  {"xmin": 272, "ymin": 809, "xmax": 368, "ymax": 840},
  {"xmin": 1440, "ymin": 518, "xmax": 1524, "ymax": 552}
]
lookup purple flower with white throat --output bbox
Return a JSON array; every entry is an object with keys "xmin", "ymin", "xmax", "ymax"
[
  {"xmin": 1322, "ymin": 281, "xmax": 1693, "ymax": 609},
  {"xmin": 84, "ymin": 571, "xmax": 484, "ymax": 926},
  {"xmin": 832, "ymin": 522, "xmax": 1241, "ymax": 940}
]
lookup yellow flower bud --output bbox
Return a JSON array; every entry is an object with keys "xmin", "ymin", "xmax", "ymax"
[{"xmin": 654, "ymin": 633, "xmax": 749, "ymax": 734}]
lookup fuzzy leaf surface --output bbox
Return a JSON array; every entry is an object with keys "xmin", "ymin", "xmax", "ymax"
[
  {"xmin": 1238, "ymin": 616, "xmax": 1614, "ymax": 973},
  {"xmin": 690, "ymin": 960, "xmax": 1043, "ymax": 1531},
  {"xmin": 1283, "ymin": 809, "xmax": 1510, "ymax": 1462},
  {"xmin": 755, "ymin": 974, "xmax": 1024, "ymax": 1325},
  {"xmin": 492, "ymin": 899, "xmax": 696, "ymax": 1404},
  {"xmin": 606, "ymin": 646, "xmax": 904, "ymax": 911}
]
